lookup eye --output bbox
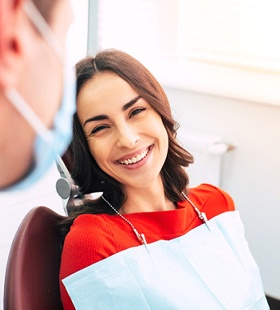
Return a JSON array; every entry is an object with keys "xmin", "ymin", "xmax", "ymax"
[
  {"xmin": 130, "ymin": 107, "xmax": 146, "ymax": 118},
  {"xmin": 88, "ymin": 125, "xmax": 109, "ymax": 136}
]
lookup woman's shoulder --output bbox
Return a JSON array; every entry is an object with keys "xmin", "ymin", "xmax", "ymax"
[
  {"xmin": 188, "ymin": 183, "xmax": 235, "ymax": 217},
  {"xmin": 63, "ymin": 213, "xmax": 112, "ymax": 248},
  {"xmin": 73, "ymin": 212, "xmax": 105, "ymax": 226},
  {"xmin": 59, "ymin": 214, "xmax": 115, "ymax": 309},
  {"xmin": 61, "ymin": 213, "xmax": 119, "ymax": 267}
]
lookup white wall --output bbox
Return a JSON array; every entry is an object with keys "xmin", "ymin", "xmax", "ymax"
[{"xmin": 165, "ymin": 87, "xmax": 280, "ymax": 299}]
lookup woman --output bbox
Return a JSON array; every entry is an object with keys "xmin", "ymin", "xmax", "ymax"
[{"xmin": 59, "ymin": 49, "xmax": 268, "ymax": 309}]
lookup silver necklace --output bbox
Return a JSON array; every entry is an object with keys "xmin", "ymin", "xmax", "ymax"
[
  {"xmin": 101, "ymin": 192, "xmax": 211, "ymax": 253},
  {"xmin": 181, "ymin": 192, "xmax": 211, "ymax": 231},
  {"xmin": 102, "ymin": 196, "xmax": 150, "ymax": 252}
]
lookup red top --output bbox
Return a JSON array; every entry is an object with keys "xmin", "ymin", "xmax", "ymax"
[{"xmin": 60, "ymin": 184, "xmax": 235, "ymax": 309}]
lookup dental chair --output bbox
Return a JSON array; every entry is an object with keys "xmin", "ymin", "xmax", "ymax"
[
  {"xmin": 4, "ymin": 149, "xmax": 79, "ymax": 310},
  {"xmin": 4, "ymin": 206, "xmax": 65, "ymax": 310}
]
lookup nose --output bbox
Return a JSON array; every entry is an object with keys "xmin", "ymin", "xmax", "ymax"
[{"xmin": 116, "ymin": 124, "xmax": 139, "ymax": 148}]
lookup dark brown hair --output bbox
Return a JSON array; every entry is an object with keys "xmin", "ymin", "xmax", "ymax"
[{"xmin": 59, "ymin": 49, "xmax": 194, "ymax": 241}]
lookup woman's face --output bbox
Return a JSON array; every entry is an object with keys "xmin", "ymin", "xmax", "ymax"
[{"xmin": 77, "ymin": 71, "xmax": 169, "ymax": 190}]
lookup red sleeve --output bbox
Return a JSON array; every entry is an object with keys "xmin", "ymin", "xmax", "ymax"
[
  {"xmin": 214, "ymin": 185, "xmax": 235, "ymax": 212},
  {"xmin": 59, "ymin": 215, "xmax": 119, "ymax": 309},
  {"xmin": 189, "ymin": 183, "xmax": 235, "ymax": 221}
]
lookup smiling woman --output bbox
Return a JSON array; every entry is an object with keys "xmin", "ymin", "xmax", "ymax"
[
  {"xmin": 58, "ymin": 49, "xmax": 269, "ymax": 310},
  {"xmin": 70, "ymin": 49, "xmax": 193, "ymax": 199},
  {"xmin": 78, "ymin": 71, "xmax": 169, "ymax": 198}
]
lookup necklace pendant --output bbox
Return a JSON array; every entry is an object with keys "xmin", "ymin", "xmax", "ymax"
[
  {"xmin": 140, "ymin": 233, "xmax": 150, "ymax": 253},
  {"xmin": 102, "ymin": 196, "xmax": 150, "ymax": 252},
  {"xmin": 133, "ymin": 228, "xmax": 150, "ymax": 253},
  {"xmin": 182, "ymin": 192, "xmax": 211, "ymax": 231},
  {"xmin": 200, "ymin": 212, "xmax": 211, "ymax": 231}
]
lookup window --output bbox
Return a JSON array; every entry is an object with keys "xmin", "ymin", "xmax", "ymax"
[
  {"xmin": 88, "ymin": 0, "xmax": 280, "ymax": 106},
  {"xmin": 67, "ymin": 0, "xmax": 88, "ymax": 66}
]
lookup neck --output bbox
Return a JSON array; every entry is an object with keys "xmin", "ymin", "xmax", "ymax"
[{"xmin": 121, "ymin": 181, "xmax": 176, "ymax": 214}]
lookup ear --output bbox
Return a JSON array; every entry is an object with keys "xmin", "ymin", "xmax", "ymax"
[{"xmin": 0, "ymin": 0, "xmax": 24, "ymax": 90}]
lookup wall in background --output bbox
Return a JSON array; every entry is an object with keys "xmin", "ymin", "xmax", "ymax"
[{"xmin": 165, "ymin": 86, "xmax": 280, "ymax": 299}]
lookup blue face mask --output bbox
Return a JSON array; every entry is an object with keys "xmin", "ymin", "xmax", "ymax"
[{"xmin": 3, "ymin": 1, "xmax": 76, "ymax": 191}]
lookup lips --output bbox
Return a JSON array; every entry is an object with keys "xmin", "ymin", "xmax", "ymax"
[{"xmin": 117, "ymin": 145, "xmax": 152, "ymax": 166}]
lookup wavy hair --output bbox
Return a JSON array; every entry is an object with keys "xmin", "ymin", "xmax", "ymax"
[{"xmin": 59, "ymin": 49, "xmax": 194, "ymax": 241}]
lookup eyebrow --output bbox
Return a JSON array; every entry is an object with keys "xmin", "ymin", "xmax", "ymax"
[{"xmin": 83, "ymin": 95, "xmax": 142, "ymax": 127}]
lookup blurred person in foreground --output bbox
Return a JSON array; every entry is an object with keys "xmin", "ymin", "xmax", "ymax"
[{"xmin": 0, "ymin": 0, "xmax": 76, "ymax": 191}]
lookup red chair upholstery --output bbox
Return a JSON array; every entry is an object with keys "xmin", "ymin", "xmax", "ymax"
[{"xmin": 4, "ymin": 207, "xmax": 65, "ymax": 310}]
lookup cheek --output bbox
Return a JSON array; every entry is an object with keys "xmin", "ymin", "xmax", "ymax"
[
  {"xmin": 156, "ymin": 122, "xmax": 169, "ymax": 156},
  {"xmin": 88, "ymin": 141, "xmax": 110, "ymax": 170},
  {"xmin": 151, "ymin": 117, "xmax": 168, "ymax": 145},
  {"xmin": 89, "ymin": 146, "xmax": 101, "ymax": 164},
  {"xmin": 161, "ymin": 129, "xmax": 169, "ymax": 155}
]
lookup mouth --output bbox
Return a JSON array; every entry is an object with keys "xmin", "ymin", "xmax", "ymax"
[{"xmin": 117, "ymin": 145, "xmax": 152, "ymax": 166}]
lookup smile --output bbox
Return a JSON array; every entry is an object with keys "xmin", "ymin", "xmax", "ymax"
[{"xmin": 118, "ymin": 146, "xmax": 151, "ymax": 165}]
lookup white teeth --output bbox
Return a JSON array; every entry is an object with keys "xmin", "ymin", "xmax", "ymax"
[{"xmin": 119, "ymin": 148, "xmax": 149, "ymax": 165}]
